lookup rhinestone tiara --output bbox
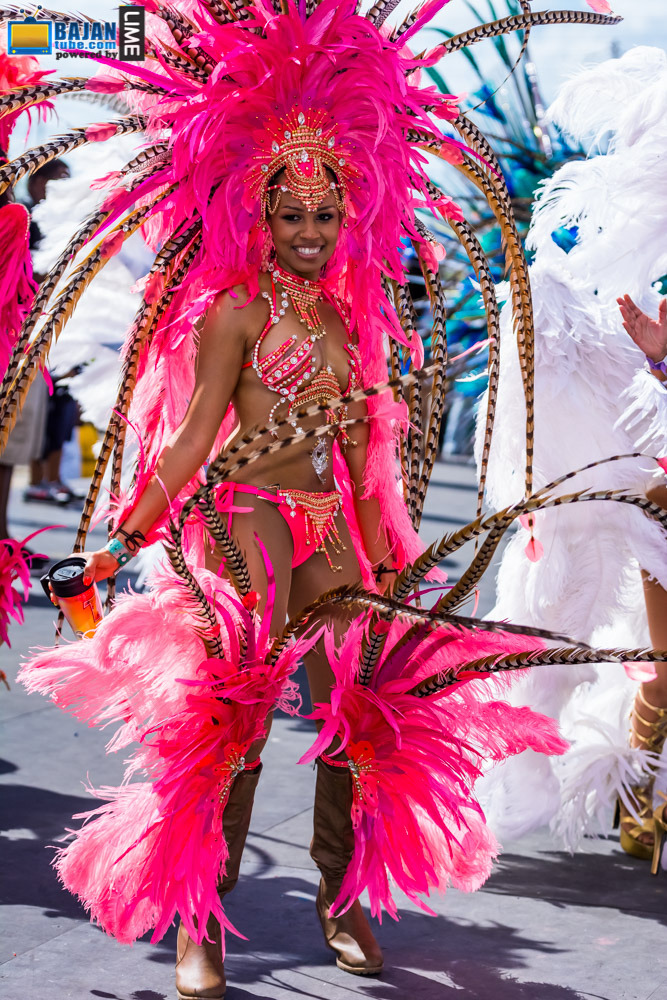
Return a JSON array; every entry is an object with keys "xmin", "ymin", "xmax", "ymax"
[{"xmin": 251, "ymin": 108, "xmax": 356, "ymax": 217}]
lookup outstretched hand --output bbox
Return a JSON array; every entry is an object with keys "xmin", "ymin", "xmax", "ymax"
[{"xmin": 617, "ymin": 294, "xmax": 667, "ymax": 363}]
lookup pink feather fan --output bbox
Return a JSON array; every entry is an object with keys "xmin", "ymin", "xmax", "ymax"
[
  {"xmin": 301, "ymin": 614, "xmax": 568, "ymax": 921},
  {"xmin": 20, "ymin": 559, "xmax": 319, "ymax": 946},
  {"xmin": 0, "ymin": 203, "xmax": 36, "ymax": 377}
]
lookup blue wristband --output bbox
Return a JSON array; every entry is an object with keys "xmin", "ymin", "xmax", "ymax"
[{"xmin": 105, "ymin": 537, "xmax": 132, "ymax": 568}]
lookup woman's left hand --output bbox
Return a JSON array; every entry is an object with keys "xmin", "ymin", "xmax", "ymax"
[{"xmin": 617, "ymin": 294, "xmax": 667, "ymax": 363}]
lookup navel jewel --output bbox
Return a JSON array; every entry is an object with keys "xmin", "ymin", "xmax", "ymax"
[{"xmin": 311, "ymin": 438, "xmax": 329, "ymax": 482}]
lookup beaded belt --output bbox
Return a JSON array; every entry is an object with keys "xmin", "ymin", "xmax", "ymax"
[{"xmin": 279, "ymin": 488, "xmax": 345, "ymax": 572}]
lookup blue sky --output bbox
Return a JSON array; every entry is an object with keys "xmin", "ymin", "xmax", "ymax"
[{"xmin": 426, "ymin": 0, "xmax": 664, "ymax": 103}]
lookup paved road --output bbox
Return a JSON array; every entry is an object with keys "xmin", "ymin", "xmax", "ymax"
[{"xmin": 1, "ymin": 462, "xmax": 665, "ymax": 1000}]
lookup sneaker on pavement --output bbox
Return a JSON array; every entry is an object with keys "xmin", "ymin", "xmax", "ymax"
[
  {"xmin": 53, "ymin": 482, "xmax": 85, "ymax": 503},
  {"xmin": 23, "ymin": 483, "xmax": 71, "ymax": 505}
]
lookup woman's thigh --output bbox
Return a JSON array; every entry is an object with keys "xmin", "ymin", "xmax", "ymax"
[
  {"xmin": 288, "ymin": 513, "xmax": 364, "ymax": 708},
  {"xmin": 205, "ymin": 492, "xmax": 294, "ymax": 635}
]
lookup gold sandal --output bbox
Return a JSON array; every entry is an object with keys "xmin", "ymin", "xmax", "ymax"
[
  {"xmin": 616, "ymin": 690, "xmax": 667, "ymax": 864},
  {"xmin": 614, "ymin": 788, "xmax": 654, "ymax": 861},
  {"xmin": 651, "ymin": 794, "xmax": 667, "ymax": 876}
]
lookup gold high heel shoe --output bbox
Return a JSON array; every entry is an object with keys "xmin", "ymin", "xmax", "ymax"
[
  {"xmin": 616, "ymin": 690, "xmax": 667, "ymax": 863},
  {"xmin": 651, "ymin": 794, "xmax": 667, "ymax": 876},
  {"xmin": 614, "ymin": 788, "xmax": 654, "ymax": 862}
]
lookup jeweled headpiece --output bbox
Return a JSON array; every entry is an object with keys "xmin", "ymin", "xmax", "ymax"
[{"xmin": 251, "ymin": 108, "xmax": 355, "ymax": 216}]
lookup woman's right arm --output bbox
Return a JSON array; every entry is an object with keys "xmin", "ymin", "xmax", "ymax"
[{"xmin": 82, "ymin": 291, "xmax": 247, "ymax": 583}]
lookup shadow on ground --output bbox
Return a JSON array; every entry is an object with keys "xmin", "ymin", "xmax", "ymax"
[
  {"xmin": 2, "ymin": 776, "xmax": 661, "ymax": 1000},
  {"xmin": 487, "ymin": 846, "xmax": 667, "ymax": 920},
  {"xmin": 148, "ymin": 869, "xmax": 588, "ymax": 1000},
  {"xmin": 0, "ymin": 783, "xmax": 98, "ymax": 916}
]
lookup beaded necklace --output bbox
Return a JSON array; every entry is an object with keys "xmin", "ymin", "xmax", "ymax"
[
  {"xmin": 271, "ymin": 264, "xmax": 326, "ymax": 337},
  {"xmin": 253, "ymin": 265, "xmax": 327, "ymax": 423},
  {"xmin": 249, "ymin": 265, "xmax": 361, "ymax": 484}
]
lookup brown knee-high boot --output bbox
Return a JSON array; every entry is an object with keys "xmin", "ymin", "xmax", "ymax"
[
  {"xmin": 310, "ymin": 758, "xmax": 383, "ymax": 975},
  {"xmin": 175, "ymin": 763, "xmax": 262, "ymax": 1000}
]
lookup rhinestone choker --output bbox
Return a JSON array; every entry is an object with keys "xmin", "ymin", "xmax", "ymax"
[{"xmin": 269, "ymin": 263, "xmax": 325, "ymax": 339}]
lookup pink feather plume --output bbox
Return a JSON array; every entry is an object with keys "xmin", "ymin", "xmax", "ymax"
[
  {"xmin": 20, "ymin": 556, "xmax": 319, "ymax": 946},
  {"xmin": 0, "ymin": 203, "xmax": 37, "ymax": 377},
  {"xmin": 300, "ymin": 614, "xmax": 568, "ymax": 920},
  {"xmin": 0, "ymin": 530, "xmax": 49, "ymax": 648}
]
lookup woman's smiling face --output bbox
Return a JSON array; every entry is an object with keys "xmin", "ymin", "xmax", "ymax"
[{"xmin": 267, "ymin": 182, "xmax": 341, "ymax": 278}]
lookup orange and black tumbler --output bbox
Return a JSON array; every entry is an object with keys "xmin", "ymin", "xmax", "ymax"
[{"xmin": 41, "ymin": 556, "xmax": 104, "ymax": 638}]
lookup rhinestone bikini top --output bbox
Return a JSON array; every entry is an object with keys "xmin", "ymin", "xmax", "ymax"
[{"xmin": 243, "ymin": 267, "xmax": 362, "ymax": 424}]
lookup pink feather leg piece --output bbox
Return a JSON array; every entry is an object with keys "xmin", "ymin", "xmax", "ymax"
[
  {"xmin": 21, "ymin": 552, "xmax": 318, "ymax": 946},
  {"xmin": 301, "ymin": 614, "xmax": 568, "ymax": 921}
]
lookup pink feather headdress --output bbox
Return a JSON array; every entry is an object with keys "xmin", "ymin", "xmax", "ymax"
[
  {"xmin": 97, "ymin": 0, "xmax": 463, "ymax": 333},
  {"xmin": 0, "ymin": 0, "xmax": 623, "ymax": 554}
]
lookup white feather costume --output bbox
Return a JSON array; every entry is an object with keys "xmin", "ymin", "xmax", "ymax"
[{"xmin": 476, "ymin": 47, "xmax": 667, "ymax": 847}]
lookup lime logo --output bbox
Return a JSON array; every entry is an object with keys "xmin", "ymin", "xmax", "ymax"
[{"xmin": 119, "ymin": 5, "xmax": 145, "ymax": 62}]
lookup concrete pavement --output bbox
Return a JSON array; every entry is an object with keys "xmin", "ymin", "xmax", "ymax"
[{"xmin": 1, "ymin": 462, "xmax": 665, "ymax": 1000}]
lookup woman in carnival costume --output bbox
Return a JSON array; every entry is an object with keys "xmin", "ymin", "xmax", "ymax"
[
  {"xmin": 476, "ymin": 47, "xmax": 667, "ymax": 872},
  {"xmin": 0, "ymin": 1, "xmax": 656, "ymax": 997},
  {"xmin": 617, "ymin": 290, "xmax": 667, "ymax": 867}
]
